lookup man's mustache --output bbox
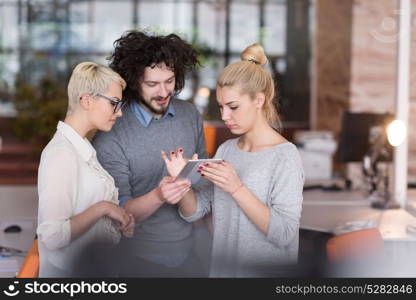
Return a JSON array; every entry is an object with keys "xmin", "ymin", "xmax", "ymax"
[{"xmin": 152, "ymin": 93, "xmax": 173, "ymax": 101}]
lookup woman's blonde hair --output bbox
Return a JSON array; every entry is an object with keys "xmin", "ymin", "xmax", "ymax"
[
  {"xmin": 67, "ymin": 62, "xmax": 126, "ymax": 115},
  {"xmin": 217, "ymin": 43, "xmax": 281, "ymax": 131}
]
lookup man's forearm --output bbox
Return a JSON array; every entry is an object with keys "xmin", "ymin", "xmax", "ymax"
[
  {"xmin": 124, "ymin": 187, "xmax": 164, "ymax": 222},
  {"xmin": 178, "ymin": 189, "xmax": 198, "ymax": 217}
]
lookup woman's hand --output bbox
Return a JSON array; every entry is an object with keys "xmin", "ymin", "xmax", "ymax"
[
  {"xmin": 120, "ymin": 213, "xmax": 135, "ymax": 238},
  {"xmin": 198, "ymin": 160, "xmax": 243, "ymax": 195},
  {"xmin": 161, "ymin": 148, "xmax": 197, "ymax": 178},
  {"xmin": 102, "ymin": 202, "xmax": 131, "ymax": 229}
]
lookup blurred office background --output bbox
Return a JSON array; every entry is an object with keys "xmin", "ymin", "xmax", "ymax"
[
  {"xmin": 0, "ymin": 0, "xmax": 312, "ymax": 184},
  {"xmin": 0, "ymin": 0, "xmax": 415, "ymax": 185},
  {"xmin": 0, "ymin": 0, "xmax": 416, "ymax": 277}
]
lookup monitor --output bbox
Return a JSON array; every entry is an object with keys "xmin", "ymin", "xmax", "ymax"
[{"xmin": 338, "ymin": 112, "xmax": 394, "ymax": 163}]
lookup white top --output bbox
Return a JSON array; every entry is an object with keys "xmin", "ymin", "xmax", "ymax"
[{"xmin": 37, "ymin": 121, "xmax": 120, "ymax": 277}]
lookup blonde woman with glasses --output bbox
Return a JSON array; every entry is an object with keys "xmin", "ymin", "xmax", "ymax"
[{"xmin": 37, "ymin": 62, "xmax": 134, "ymax": 277}]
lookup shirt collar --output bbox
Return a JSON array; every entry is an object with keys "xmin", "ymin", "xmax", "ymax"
[
  {"xmin": 131, "ymin": 100, "xmax": 176, "ymax": 128},
  {"xmin": 57, "ymin": 121, "xmax": 95, "ymax": 162}
]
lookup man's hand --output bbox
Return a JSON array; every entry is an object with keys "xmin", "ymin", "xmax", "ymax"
[
  {"xmin": 161, "ymin": 148, "xmax": 198, "ymax": 178},
  {"xmin": 158, "ymin": 176, "xmax": 191, "ymax": 205}
]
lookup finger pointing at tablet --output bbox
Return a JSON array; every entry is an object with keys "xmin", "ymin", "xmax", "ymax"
[{"xmin": 161, "ymin": 149, "xmax": 188, "ymax": 178}]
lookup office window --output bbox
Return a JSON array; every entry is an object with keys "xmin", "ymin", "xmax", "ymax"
[
  {"xmin": 171, "ymin": 1, "xmax": 193, "ymax": 39},
  {"xmin": 92, "ymin": 1, "xmax": 133, "ymax": 52},
  {"xmin": 198, "ymin": 1, "xmax": 226, "ymax": 52},
  {"xmin": 263, "ymin": 1, "xmax": 286, "ymax": 55},
  {"xmin": 230, "ymin": 1, "xmax": 259, "ymax": 53},
  {"xmin": 0, "ymin": 2, "xmax": 19, "ymax": 50},
  {"xmin": 139, "ymin": 2, "xmax": 176, "ymax": 34},
  {"xmin": 0, "ymin": 0, "xmax": 312, "ymax": 127},
  {"xmin": 69, "ymin": 1, "xmax": 91, "ymax": 51},
  {"xmin": 0, "ymin": 2, "xmax": 19, "ymax": 90}
]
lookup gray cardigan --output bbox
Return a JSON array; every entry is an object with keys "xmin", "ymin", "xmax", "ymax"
[{"xmin": 182, "ymin": 138, "xmax": 304, "ymax": 277}]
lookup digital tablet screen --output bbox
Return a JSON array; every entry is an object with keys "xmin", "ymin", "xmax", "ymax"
[{"xmin": 177, "ymin": 159, "xmax": 223, "ymax": 184}]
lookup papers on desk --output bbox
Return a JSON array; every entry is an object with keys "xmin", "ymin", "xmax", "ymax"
[
  {"xmin": 0, "ymin": 257, "xmax": 19, "ymax": 278},
  {"xmin": 0, "ymin": 219, "xmax": 34, "ymax": 278},
  {"xmin": 0, "ymin": 257, "xmax": 18, "ymax": 272},
  {"xmin": 333, "ymin": 220, "xmax": 377, "ymax": 235},
  {"xmin": 378, "ymin": 209, "xmax": 416, "ymax": 241}
]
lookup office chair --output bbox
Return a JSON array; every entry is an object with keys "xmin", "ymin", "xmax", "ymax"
[
  {"xmin": 203, "ymin": 125, "xmax": 217, "ymax": 158},
  {"xmin": 16, "ymin": 239, "xmax": 39, "ymax": 278},
  {"xmin": 326, "ymin": 228, "xmax": 384, "ymax": 263}
]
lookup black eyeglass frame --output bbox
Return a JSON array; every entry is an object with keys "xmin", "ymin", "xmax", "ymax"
[{"xmin": 94, "ymin": 93, "xmax": 126, "ymax": 113}]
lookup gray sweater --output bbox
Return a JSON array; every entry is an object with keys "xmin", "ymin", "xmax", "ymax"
[
  {"xmin": 93, "ymin": 99, "xmax": 207, "ymax": 264},
  {"xmin": 182, "ymin": 138, "xmax": 304, "ymax": 277}
]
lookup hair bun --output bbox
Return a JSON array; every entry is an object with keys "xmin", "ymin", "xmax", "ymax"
[{"xmin": 240, "ymin": 43, "xmax": 268, "ymax": 67}]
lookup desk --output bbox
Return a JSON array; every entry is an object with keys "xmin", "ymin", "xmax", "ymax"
[
  {"xmin": 302, "ymin": 190, "xmax": 416, "ymax": 240},
  {"xmin": 301, "ymin": 189, "xmax": 416, "ymax": 276},
  {"xmin": 301, "ymin": 190, "xmax": 379, "ymax": 233},
  {"xmin": 0, "ymin": 185, "xmax": 38, "ymax": 277}
]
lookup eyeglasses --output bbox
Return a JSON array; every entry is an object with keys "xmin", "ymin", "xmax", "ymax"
[{"xmin": 95, "ymin": 93, "xmax": 126, "ymax": 113}]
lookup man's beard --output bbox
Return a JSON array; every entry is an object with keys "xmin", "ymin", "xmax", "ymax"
[{"xmin": 138, "ymin": 93, "xmax": 173, "ymax": 115}]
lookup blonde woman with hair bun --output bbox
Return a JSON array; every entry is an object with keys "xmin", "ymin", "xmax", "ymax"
[
  {"xmin": 240, "ymin": 42, "xmax": 268, "ymax": 66},
  {"xmin": 163, "ymin": 44, "xmax": 304, "ymax": 277}
]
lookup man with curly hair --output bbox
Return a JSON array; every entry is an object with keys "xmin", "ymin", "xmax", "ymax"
[{"xmin": 92, "ymin": 31, "xmax": 208, "ymax": 277}]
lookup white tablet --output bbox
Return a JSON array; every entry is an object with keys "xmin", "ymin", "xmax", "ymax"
[{"xmin": 177, "ymin": 159, "xmax": 223, "ymax": 184}]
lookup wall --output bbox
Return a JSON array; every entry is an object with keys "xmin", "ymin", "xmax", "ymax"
[{"xmin": 313, "ymin": 0, "xmax": 416, "ymax": 184}]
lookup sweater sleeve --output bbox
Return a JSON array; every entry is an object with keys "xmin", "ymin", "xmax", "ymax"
[
  {"xmin": 179, "ymin": 182, "xmax": 213, "ymax": 222},
  {"xmin": 93, "ymin": 130, "xmax": 132, "ymax": 206},
  {"xmin": 180, "ymin": 140, "xmax": 226, "ymax": 222},
  {"xmin": 37, "ymin": 147, "xmax": 75, "ymax": 250},
  {"xmin": 266, "ymin": 147, "xmax": 304, "ymax": 247}
]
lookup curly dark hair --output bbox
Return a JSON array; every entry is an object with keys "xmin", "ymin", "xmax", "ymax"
[{"xmin": 108, "ymin": 31, "xmax": 200, "ymax": 102}]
